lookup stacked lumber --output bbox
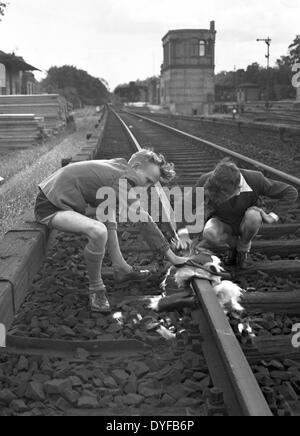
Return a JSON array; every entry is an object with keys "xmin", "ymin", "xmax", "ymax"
[
  {"xmin": 0, "ymin": 94, "xmax": 70, "ymax": 132},
  {"xmin": 0, "ymin": 114, "xmax": 45, "ymax": 148}
]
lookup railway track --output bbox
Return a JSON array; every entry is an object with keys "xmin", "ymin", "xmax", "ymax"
[
  {"xmin": 0, "ymin": 107, "xmax": 299, "ymax": 416},
  {"xmin": 126, "ymin": 110, "xmax": 300, "ymax": 179},
  {"xmin": 115, "ymin": 110, "xmax": 300, "ymax": 415}
]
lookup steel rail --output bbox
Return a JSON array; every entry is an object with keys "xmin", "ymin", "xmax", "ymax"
[
  {"xmin": 113, "ymin": 110, "xmax": 178, "ymax": 239},
  {"xmin": 115, "ymin": 109, "xmax": 273, "ymax": 417},
  {"xmin": 193, "ymin": 279, "xmax": 272, "ymax": 416},
  {"xmin": 125, "ymin": 111, "xmax": 300, "ymax": 189}
]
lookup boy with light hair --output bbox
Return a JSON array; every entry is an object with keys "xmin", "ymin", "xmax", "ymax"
[{"xmin": 35, "ymin": 149, "xmax": 187, "ymax": 313}]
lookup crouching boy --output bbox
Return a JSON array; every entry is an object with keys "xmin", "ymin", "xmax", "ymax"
[
  {"xmin": 34, "ymin": 150, "xmax": 187, "ymax": 313},
  {"xmin": 177, "ymin": 159, "xmax": 298, "ymax": 268}
]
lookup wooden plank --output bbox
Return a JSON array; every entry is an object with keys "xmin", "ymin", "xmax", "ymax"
[
  {"xmin": 70, "ymin": 154, "xmax": 92, "ymax": 163},
  {"xmin": 0, "ymin": 224, "xmax": 49, "ymax": 314},
  {"xmin": 0, "ymin": 143, "xmax": 38, "ymax": 150},
  {"xmin": 243, "ymin": 291, "xmax": 300, "ymax": 313},
  {"xmin": 0, "ymin": 94, "xmax": 69, "ymax": 132},
  {"xmin": 250, "ymin": 239, "xmax": 300, "ymax": 256},
  {"xmin": 240, "ymin": 260, "xmax": 300, "ymax": 276},
  {"xmin": 6, "ymin": 336, "xmax": 151, "ymax": 355},
  {"xmin": 245, "ymin": 336, "xmax": 300, "ymax": 363},
  {"xmin": 259, "ymin": 223, "xmax": 300, "ymax": 237},
  {"xmin": 0, "ymin": 281, "xmax": 14, "ymax": 329}
]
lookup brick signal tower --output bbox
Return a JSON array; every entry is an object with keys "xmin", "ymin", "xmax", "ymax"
[{"xmin": 160, "ymin": 21, "xmax": 216, "ymax": 115}]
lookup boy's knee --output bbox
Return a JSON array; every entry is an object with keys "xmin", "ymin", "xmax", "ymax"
[
  {"xmin": 203, "ymin": 226, "xmax": 221, "ymax": 245},
  {"xmin": 88, "ymin": 222, "xmax": 108, "ymax": 243},
  {"xmin": 243, "ymin": 209, "xmax": 262, "ymax": 229}
]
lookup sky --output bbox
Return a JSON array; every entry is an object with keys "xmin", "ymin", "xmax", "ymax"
[{"xmin": 0, "ymin": 0, "xmax": 299, "ymax": 90}]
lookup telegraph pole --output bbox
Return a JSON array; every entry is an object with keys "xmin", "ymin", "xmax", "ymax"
[{"xmin": 257, "ymin": 37, "xmax": 272, "ymax": 110}]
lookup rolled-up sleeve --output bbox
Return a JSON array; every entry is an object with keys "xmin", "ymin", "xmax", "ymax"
[
  {"xmin": 257, "ymin": 172, "xmax": 298, "ymax": 220},
  {"xmin": 176, "ymin": 173, "xmax": 208, "ymax": 231}
]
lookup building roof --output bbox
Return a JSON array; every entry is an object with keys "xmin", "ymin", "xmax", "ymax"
[
  {"xmin": 162, "ymin": 29, "xmax": 214, "ymax": 41},
  {"xmin": 162, "ymin": 22, "xmax": 216, "ymax": 41},
  {"xmin": 0, "ymin": 50, "xmax": 40, "ymax": 71}
]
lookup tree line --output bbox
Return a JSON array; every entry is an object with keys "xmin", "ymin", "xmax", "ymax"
[
  {"xmin": 216, "ymin": 35, "xmax": 300, "ymax": 101},
  {"xmin": 114, "ymin": 77, "xmax": 159, "ymax": 103},
  {"xmin": 40, "ymin": 65, "xmax": 109, "ymax": 108}
]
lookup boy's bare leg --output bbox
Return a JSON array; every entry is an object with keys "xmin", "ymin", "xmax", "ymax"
[
  {"xmin": 238, "ymin": 208, "xmax": 263, "ymax": 252},
  {"xmin": 51, "ymin": 211, "xmax": 110, "ymax": 312},
  {"xmin": 106, "ymin": 223, "xmax": 161, "ymax": 285},
  {"xmin": 106, "ymin": 222, "xmax": 133, "ymax": 273},
  {"xmin": 237, "ymin": 208, "xmax": 263, "ymax": 268},
  {"xmin": 106, "ymin": 221, "xmax": 188, "ymax": 282}
]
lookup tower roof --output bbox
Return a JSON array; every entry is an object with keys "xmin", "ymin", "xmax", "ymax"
[{"xmin": 162, "ymin": 21, "xmax": 216, "ymax": 41}]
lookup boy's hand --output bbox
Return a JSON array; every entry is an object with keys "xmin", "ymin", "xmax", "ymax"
[
  {"xmin": 252, "ymin": 207, "xmax": 278, "ymax": 224},
  {"xmin": 260, "ymin": 211, "xmax": 278, "ymax": 224},
  {"xmin": 174, "ymin": 229, "xmax": 193, "ymax": 250}
]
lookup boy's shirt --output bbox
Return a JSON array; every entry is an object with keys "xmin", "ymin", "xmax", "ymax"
[
  {"xmin": 178, "ymin": 169, "xmax": 298, "ymax": 230},
  {"xmin": 39, "ymin": 158, "xmax": 171, "ymax": 254},
  {"xmin": 39, "ymin": 159, "xmax": 143, "ymax": 215}
]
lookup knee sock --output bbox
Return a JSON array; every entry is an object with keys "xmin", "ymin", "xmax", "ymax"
[
  {"xmin": 84, "ymin": 246, "xmax": 106, "ymax": 293},
  {"xmin": 238, "ymin": 229, "xmax": 259, "ymax": 252},
  {"xmin": 237, "ymin": 238, "xmax": 252, "ymax": 253}
]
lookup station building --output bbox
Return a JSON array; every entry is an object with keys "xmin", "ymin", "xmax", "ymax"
[
  {"xmin": 160, "ymin": 21, "xmax": 216, "ymax": 116},
  {"xmin": 237, "ymin": 83, "xmax": 260, "ymax": 104},
  {"xmin": 0, "ymin": 50, "xmax": 39, "ymax": 95}
]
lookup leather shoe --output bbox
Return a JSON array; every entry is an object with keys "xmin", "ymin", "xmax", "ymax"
[
  {"xmin": 224, "ymin": 248, "xmax": 238, "ymax": 266},
  {"xmin": 114, "ymin": 266, "xmax": 152, "ymax": 288},
  {"xmin": 89, "ymin": 291, "xmax": 111, "ymax": 313}
]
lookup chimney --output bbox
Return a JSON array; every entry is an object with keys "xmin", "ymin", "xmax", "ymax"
[{"xmin": 210, "ymin": 21, "xmax": 215, "ymax": 32}]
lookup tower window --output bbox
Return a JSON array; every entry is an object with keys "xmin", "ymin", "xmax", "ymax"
[{"xmin": 199, "ymin": 41, "xmax": 206, "ymax": 57}]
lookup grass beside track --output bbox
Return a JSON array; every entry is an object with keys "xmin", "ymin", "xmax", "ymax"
[
  {"xmin": 0, "ymin": 108, "xmax": 97, "ymax": 240},
  {"xmin": 0, "ymin": 132, "xmax": 71, "ymax": 183}
]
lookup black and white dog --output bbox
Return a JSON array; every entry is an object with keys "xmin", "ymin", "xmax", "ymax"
[{"xmin": 150, "ymin": 248, "xmax": 245, "ymax": 314}]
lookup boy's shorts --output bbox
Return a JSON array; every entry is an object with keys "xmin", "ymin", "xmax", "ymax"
[{"xmin": 34, "ymin": 189, "xmax": 62, "ymax": 228}]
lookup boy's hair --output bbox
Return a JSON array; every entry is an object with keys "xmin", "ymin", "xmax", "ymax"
[
  {"xmin": 205, "ymin": 159, "xmax": 241, "ymax": 207},
  {"xmin": 128, "ymin": 149, "xmax": 176, "ymax": 183}
]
